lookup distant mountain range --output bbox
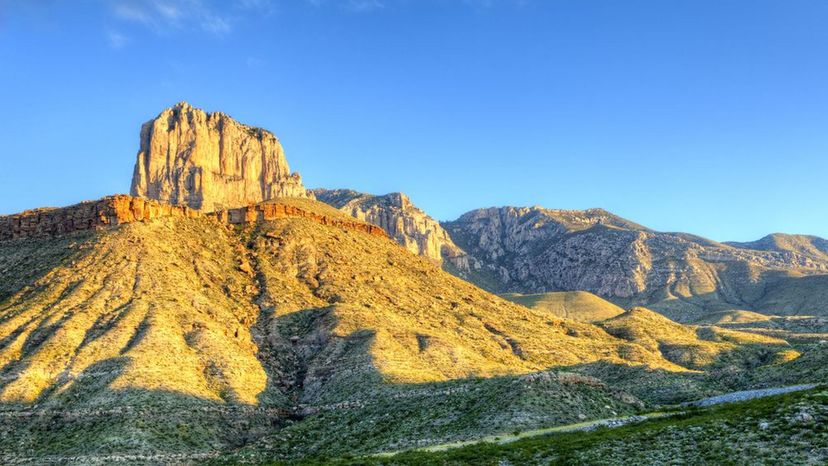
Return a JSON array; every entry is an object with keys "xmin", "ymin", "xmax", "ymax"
[{"xmin": 313, "ymin": 191, "xmax": 828, "ymax": 322}]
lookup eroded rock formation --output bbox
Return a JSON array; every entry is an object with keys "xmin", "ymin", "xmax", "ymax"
[
  {"xmin": 130, "ymin": 102, "xmax": 310, "ymax": 212},
  {"xmin": 313, "ymin": 189, "xmax": 466, "ymax": 264},
  {"xmin": 0, "ymin": 196, "xmax": 386, "ymax": 241},
  {"xmin": 0, "ymin": 195, "xmax": 199, "ymax": 240}
]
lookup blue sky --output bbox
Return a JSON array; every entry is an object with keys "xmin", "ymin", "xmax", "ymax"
[{"xmin": 1, "ymin": 0, "xmax": 827, "ymax": 241}]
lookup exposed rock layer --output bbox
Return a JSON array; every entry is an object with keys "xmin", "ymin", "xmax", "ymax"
[
  {"xmin": 0, "ymin": 196, "xmax": 199, "ymax": 240},
  {"xmin": 0, "ymin": 196, "xmax": 386, "ymax": 241},
  {"xmin": 130, "ymin": 102, "xmax": 310, "ymax": 211},
  {"xmin": 313, "ymin": 189, "xmax": 465, "ymax": 264}
]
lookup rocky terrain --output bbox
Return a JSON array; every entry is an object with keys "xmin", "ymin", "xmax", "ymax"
[
  {"xmin": 0, "ymin": 195, "xmax": 200, "ymax": 241},
  {"xmin": 442, "ymin": 206, "xmax": 828, "ymax": 321},
  {"xmin": 313, "ymin": 189, "xmax": 466, "ymax": 264},
  {"xmin": 0, "ymin": 195, "xmax": 385, "ymax": 242},
  {"xmin": 130, "ymin": 102, "xmax": 310, "ymax": 212}
]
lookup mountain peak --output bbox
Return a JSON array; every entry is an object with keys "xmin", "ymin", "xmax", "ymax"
[{"xmin": 130, "ymin": 103, "xmax": 311, "ymax": 212}]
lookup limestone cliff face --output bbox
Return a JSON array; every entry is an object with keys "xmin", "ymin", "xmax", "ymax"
[
  {"xmin": 313, "ymin": 189, "xmax": 466, "ymax": 264},
  {"xmin": 130, "ymin": 102, "xmax": 310, "ymax": 211},
  {"xmin": 444, "ymin": 207, "xmax": 828, "ymax": 321}
]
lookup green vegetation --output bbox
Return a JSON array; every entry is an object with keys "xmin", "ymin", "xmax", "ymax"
[{"xmin": 313, "ymin": 386, "xmax": 828, "ymax": 465}]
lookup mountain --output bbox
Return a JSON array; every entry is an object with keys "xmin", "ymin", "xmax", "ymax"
[
  {"xmin": 2, "ymin": 195, "xmax": 810, "ymax": 461},
  {"xmin": 130, "ymin": 102, "xmax": 310, "ymax": 211},
  {"xmin": 313, "ymin": 189, "xmax": 466, "ymax": 264},
  {"xmin": 442, "ymin": 206, "xmax": 828, "ymax": 321}
]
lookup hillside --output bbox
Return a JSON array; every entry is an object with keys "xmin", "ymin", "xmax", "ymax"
[
  {"xmin": 502, "ymin": 291, "xmax": 625, "ymax": 322},
  {"xmin": 0, "ymin": 195, "xmax": 674, "ymax": 461},
  {"xmin": 728, "ymin": 233, "xmax": 828, "ymax": 262},
  {"xmin": 356, "ymin": 385, "xmax": 828, "ymax": 465},
  {"xmin": 598, "ymin": 307, "xmax": 792, "ymax": 371}
]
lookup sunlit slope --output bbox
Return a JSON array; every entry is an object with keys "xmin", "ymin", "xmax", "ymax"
[
  {"xmin": 693, "ymin": 310, "xmax": 775, "ymax": 325},
  {"xmin": 249, "ymin": 205, "xmax": 689, "ymax": 387},
  {"xmin": 502, "ymin": 291, "xmax": 626, "ymax": 322},
  {"xmin": 0, "ymin": 216, "xmax": 266, "ymax": 406},
  {"xmin": 598, "ymin": 307, "xmax": 793, "ymax": 371}
]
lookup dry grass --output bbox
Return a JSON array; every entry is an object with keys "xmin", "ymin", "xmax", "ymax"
[
  {"xmin": 503, "ymin": 291, "xmax": 626, "ymax": 322},
  {"xmin": 0, "ymin": 217, "xmax": 265, "ymax": 405}
]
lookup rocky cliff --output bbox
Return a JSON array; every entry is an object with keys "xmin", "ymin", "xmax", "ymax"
[
  {"xmin": 313, "ymin": 189, "xmax": 466, "ymax": 264},
  {"xmin": 0, "ymin": 196, "xmax": 386, "ymax": 241},
  {"xmin": 443, "ymin": 207, "xmax": 828, "ymax": 321},
  {"xmin": 130, "ymin": 102, "xmax": 310, "ymax": 211},
  {"xmin": 0, "ymin": 195, "xmax": 200, "ymax": 240}
]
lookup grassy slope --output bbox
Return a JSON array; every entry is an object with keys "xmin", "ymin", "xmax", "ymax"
[
  {"xmin": 324, "ymin": 386, "xmax": 827, "ymax": 465},
  {"xmin": 502, "ymin": 291, "xmax": 625, "ymax": 322}
]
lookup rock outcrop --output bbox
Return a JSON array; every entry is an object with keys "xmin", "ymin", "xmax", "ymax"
[
  {"xmin": 130, "ymin": 102, "xmax": 310, "ymax": 212},
  {"xmin": 313, "ymin": 189, "xmax": 466, "ymax": 264},
  {"xmin": 0, "ymin": 195, "xmax": 200, "ymax": 240},
  {"xmin": 443, "ymin": 206, "xmax": 828, "ymax": 321},
  {"xmin": 214, "ymin": 199, "xmax": 387, "ymax": 238},
  {"xmin": 0, "ymin": 196, "xmax": 386, "ymax": 241}
]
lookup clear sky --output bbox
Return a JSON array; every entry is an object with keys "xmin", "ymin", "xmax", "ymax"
[{"xmin": 1, "ymin": 0, "xmax": 827, "ymax": 241}]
